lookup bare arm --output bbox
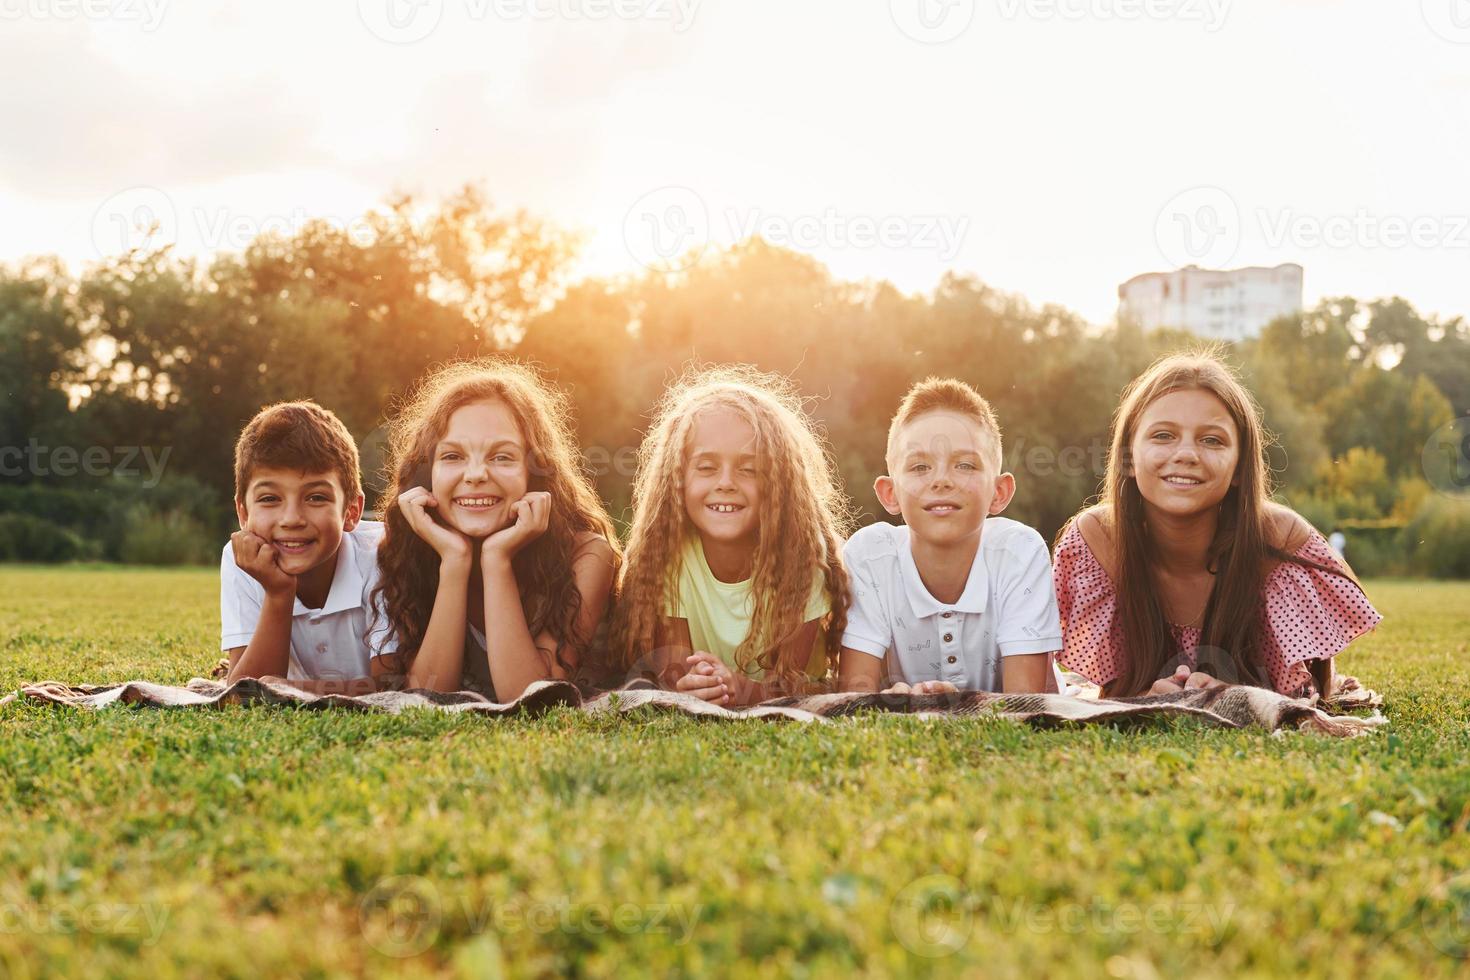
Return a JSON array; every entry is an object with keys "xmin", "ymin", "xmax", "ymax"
[
  {"xmin": 838, "ymin": 647, "xmax": 885, "ymax": 693},
  {"xmin": 481, "ymin": 537, "xmax": 617, "ymax": 702},
  {"xmin": 651, "ymin": 617, "xmax": 694, "ymax": 689},
  {"xmin": 406, "ymin": 556, "xmax": 472, "ymax": 691},
  {"xmin": 729, "ymin": 619, "xmax": 823, "ymax": 704},
  {"xmin": 1000, "ymin": 652, "xmax": 1053, "ymax": 694},
  {"xmin": 226, "ymin": 593, "xmax": 293, "ymax": 682}
]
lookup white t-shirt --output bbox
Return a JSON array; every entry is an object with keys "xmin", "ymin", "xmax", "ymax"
[
  {"xmin": 840, "ymin": 517, "xmax": 1063, "ymax": 692},
  {"xmin": 219, "ymin": 521, "xmax": 385, "ymax": 681}
]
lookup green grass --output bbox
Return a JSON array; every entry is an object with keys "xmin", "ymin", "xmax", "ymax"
[{"xmin": 1, "ymin": 566, "xmax": 1468, "ymax": 978}]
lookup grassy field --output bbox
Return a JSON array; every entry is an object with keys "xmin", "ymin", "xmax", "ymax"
[{"xmin": 1, "ymin": 566, "xmax": 1468, "ymax": 978}]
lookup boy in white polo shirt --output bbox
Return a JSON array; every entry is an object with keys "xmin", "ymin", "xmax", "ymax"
[
  {"xmin": 839, "ymin": 378, "xmax": 1062, "ymax": 695},
  {"xmin": 220, "ymin": 401, "xmax": 382, "ymax": 694}
]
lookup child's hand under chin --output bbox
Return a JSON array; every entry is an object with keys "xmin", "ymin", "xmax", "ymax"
[
  {"xmin": 231, "ymin": 529, "xmax": 296, "ymax": 597},
  {"xmin": 397, "ymin": 486, "xmax": 472, "ymax": 562},
  {"xmin": 481, "ymin": 491, "xmax": 552, "ymax": 563}
]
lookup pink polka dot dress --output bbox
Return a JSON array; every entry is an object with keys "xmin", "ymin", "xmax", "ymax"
[{"xmin": 1053, "ymin": 521, "xmax": 1382, "ymax": 697}]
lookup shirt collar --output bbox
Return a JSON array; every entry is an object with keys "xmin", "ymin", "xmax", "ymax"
[
  {"xmin": 296, "ymin": 530, "xmax": 365, "ymax": 618},
  {"xmin": 898, "ymin": 525, "xmax": 990, "ymax": 619}
]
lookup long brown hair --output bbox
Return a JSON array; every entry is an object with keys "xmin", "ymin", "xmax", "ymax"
[
  {"xmin": 371, "ymin": 358, "xmax": 621, "ymax": 678},
  {"xmin": 1094, "ymin": 350, "xmax": 1337, "ymax": 697},
  {"xmin": 615, "ymin": 365, "xmax": 854, "ymax": 694}
]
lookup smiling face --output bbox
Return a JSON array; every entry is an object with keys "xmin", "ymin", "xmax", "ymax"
[
  {"xmin": 682, "ymin": 406, "xmax": 762, "ymax": 551},
  {"xmin": 430, "ymin": 399, "xmax": 531, "ymax": 538},
  {"xmin": 1129, "ymin": 388, "xmax": 1241, "ymax": 518},
  {"xmin": 237, "ymin": 467, "xmax": 362, "ymax": 576},
  {"xmin": 877, "ymin": 410, "xmax": 1013, "ymax": 547}
]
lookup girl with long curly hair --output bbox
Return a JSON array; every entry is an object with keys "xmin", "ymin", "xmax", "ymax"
[
  {"xmin": 368, "ymin": 358, "xmax": 620, "ymax": 701},
  {"xmin": 616, "ymin": 366, "xmax": 853, "ymax": 706},
  {"xmin": 1053, "ymin": 350, "xmax": 1381, "ymax": 699}
]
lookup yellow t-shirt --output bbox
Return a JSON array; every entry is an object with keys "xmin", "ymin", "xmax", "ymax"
[{"xmin": 663, "ymin": 536, "xmax": 831, "ymax": 679}]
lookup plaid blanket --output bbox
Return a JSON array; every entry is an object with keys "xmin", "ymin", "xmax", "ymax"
[{"xmin": 3, "ymin": 676, "xmax": 1386, "ymax": 736}]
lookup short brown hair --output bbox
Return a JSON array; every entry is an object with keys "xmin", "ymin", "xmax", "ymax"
[
  {"xmin": 886, "ymin": 377, "xmax": 1003, "ymax": 470},
  {"xmin": 234, "ymin": 401, "xmax": 362, "ymax": 505}
]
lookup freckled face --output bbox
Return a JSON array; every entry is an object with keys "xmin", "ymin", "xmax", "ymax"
[
  {"xmin": 1129, "ymin": 388, "xmax": 1241, "ymax": 518},
  {"xmin": 683, "ymin": 408, "xmax": 761, "ymax": 549},
  {"xmin": 431, "ymin": 399, "xmax": 530, "ymax": 538}
]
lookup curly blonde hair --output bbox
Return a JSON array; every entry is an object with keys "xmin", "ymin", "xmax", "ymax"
[{"xmin": 615, "ymin": 365, "xmax": 854, "ymax": 693}]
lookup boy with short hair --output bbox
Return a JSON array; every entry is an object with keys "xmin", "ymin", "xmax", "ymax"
[
  {"xmin": 221, "ymin": 400, "xmax": 381, "ymax": 693},
  {"xmin": 839, "ymin": 378, "xmax": 1062, "ymax": 695}
]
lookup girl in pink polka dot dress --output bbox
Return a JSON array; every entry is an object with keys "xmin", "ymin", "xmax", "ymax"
[{"xmin": 1052, "ymin": 352, "xmax": 1381, "ymax": 700}]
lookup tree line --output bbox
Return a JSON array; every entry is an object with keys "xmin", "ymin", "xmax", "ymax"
[{"xmin": 3, "ymin": 187, "xmax": 1467, "ymax": 575}]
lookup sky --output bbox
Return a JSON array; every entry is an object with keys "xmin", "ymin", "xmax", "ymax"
[{"xmin": 1, "ymin": 0, "xmax": 1467, "ymax": 325}]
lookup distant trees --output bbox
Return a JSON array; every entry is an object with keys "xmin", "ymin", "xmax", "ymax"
[{"xmin": 3, "ymin": 188, "xmax": 1467, "ymax": 572}]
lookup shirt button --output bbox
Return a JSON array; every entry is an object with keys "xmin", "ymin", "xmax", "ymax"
[
  {"xmin": 947, "ymin": 656, "xmax": 957, "ymax": 664},
  {"xmin": 942, "ymin": 611, "xmax": 953, "ymax": 619},
  {"xmin": 943, "ymin": 633, "xmax": 953, "ymax": 643}
]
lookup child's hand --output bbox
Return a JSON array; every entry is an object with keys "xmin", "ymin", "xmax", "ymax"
[
  {"xmin": 676, "ymin": 651, "xmax": 734, "ymax": 705},
  {"xmin": 1182, "ymin": 670, "xmax": 1227, "ymax": 691},
  {"xmin": 912, "ymin": 680, "xmax": 959, "ymax": 695},
  {"xmin": 397, "ymin": 487, "xmax": 471, "ymax": 563},
  {"xmin": 230, "ymin": 530, "xmax": 296, "ymax": 597},
  {"xmin": 879, "ymin": 680, "xmax": 959, "ymax": 695},
  {"xmin": 481, "ymin": 491, "xmax": 551, "ymax": 563},
  {"xmin": 1149, "ymin": 665, "xmax": 1194, "ymax": 695}
]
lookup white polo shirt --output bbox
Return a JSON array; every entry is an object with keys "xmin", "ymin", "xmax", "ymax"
[
  {"xmin": 220, "ymin": 520, "xmax": 385, "ymax": 681},
  {"xmin": 840, "ymin": 517, "xmax": 1063, "ymax": 692}
]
